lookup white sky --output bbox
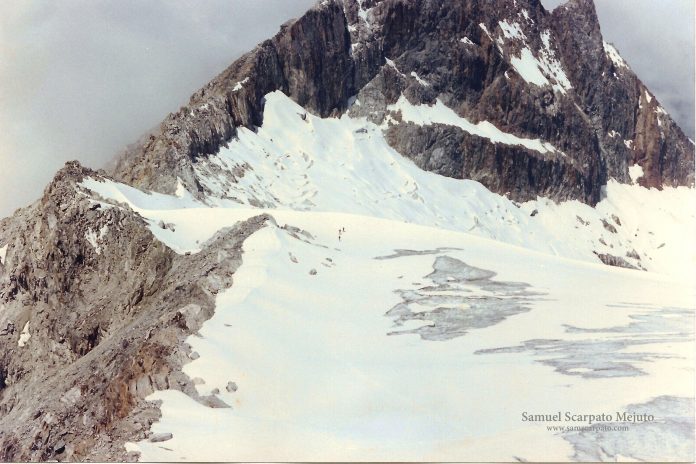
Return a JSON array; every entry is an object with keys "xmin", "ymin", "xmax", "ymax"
[{"xmin": 0, "ymin": 0, "xmax": 693, "ymax": 218}]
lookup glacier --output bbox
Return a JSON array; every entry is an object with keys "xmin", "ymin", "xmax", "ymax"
[{"xmin": 76, "ymin": 91, "xmax": 694, "ymax": 461}]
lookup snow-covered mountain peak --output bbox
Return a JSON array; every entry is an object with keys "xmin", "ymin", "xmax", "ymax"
[{"xmin": 0, "ymin": 0, "xmax": 693, "ymax": 461}]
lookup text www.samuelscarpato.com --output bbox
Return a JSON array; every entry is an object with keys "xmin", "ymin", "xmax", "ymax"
[{"xmin": 545, "ymin": 424, "xmax": 630, "ymax": 432}]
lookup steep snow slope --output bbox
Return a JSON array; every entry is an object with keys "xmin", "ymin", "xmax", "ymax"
[{"xmin": 85, "ymin": 91, "xmax": 694, "ymax": 278}]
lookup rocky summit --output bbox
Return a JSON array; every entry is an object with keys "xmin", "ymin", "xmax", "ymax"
[
  {"xmin": 0, "ymin": 0, "xmax": 694, "ymax": 462},
  {"xmin": 112, "ymin": 0, "xmax": 693, "ymax": 204}
]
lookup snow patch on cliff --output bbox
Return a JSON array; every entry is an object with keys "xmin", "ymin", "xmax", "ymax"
[
  {"xmin": 85, "ymin": 225, "xmax": 109, "ymax": 255},
  {"xmin": 18, "ymin": 322, "xmax": 30, "ymax": 347},
  {"xmin": 510, "ymin": 47, "xmax": 550, "ymax": 86},
  {"xmin": 232, "ymin": 77, "xmax": 250, "ymax": 92},
  {"xmin": 388, "ymin": 95, "xmax": 562, "ymax": 154},
  {"xmin": 410, "ymin": 71, "xmax": 430, "ymax": 86},
  {"xmin": 509, "ymin": 32, "xmax": 571, "ymax": 94},
  {"xmin": 498, "ymin": 20, "xmax": 526, "ymax": 40},
  {"xmin": 538, "ymin": 30, "xmax": 572, "ymax": 93},
  {"xmin": 479, "ymin": 23, "xmax": 492, "ymax": 40},
  {"xmin": 604, "ymin": 41, "xmax": 629, "ymax": 69},
  {"xmin": 629, "ymin": 164, "xmax": 644, "ymax": 184}
]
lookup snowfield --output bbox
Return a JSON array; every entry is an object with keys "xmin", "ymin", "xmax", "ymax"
[
  {"xmin": 84, "ymin": 92, "xmax": 695, "ymax": 278},
  {"xmin": 79, "ymin": 90, "xmax": 694, "ymax": 461},
  {"xmin": 120, "ymin": 212, "xmax": 693, "ymax": 461}
]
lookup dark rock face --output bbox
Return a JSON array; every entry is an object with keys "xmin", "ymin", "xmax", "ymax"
[
  {"xmin": 110, "ymin": 0, "xmax": 693, "ymax": 205},
  {"xmin": 551, "ymin": 0, "xmax": 694, "ymax": 189},
  {"xmin": 384, "ymin": 122, "xmax": 601, "ymax": 202}
]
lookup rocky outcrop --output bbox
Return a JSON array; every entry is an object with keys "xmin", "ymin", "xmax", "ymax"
[
  {"xmin": 110, "ymin": 0, "xmax": 693, "ymax": 206},
  {"xmin": 550, "ymin": 0, "xmax": 694, "ymax": 188},
  {"xmin": 0, "ymin": 162, "xmax": 270, "ymax": 461},
  {"xmin": 593, "ymin": 251, "xmax": 641, "ymax": 271}
]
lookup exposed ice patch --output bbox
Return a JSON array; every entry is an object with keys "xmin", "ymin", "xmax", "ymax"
[
  {"xmin": 478, "ymin": 304, "xmax": 694, "ymax": 379},
  {"xmin": 624, "ymin": 139, "xmax": 634, "ymax": 150},
  {"xmin": 385, "ymin": 255, "xmax": 543, "ymax": 340},
  {"xmin": 564, "ymin": 396, "xmax": 694, "ymax": 462},
  {"xmin": 607, "ymin": 130, "xmax": 619, "ymax": 139},
  {"xmin": 460, "ymin": 36, "xmax": 475, "ymax": 45},
  {"xmin": 0, "ymin": 244, "xmax": 7, "ymax": 265},
  {"xmin": 374, "ymin": 247, "xmax": 464, "ymax": 260}
]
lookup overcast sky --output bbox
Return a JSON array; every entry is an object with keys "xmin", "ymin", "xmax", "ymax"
[{"xmin": 0, "ymin": 0, "xmax": 693, "ymax": 218}]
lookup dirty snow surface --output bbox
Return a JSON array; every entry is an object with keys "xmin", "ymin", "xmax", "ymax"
[{"xmin": 79, "ymin": 91, "xmax": 694, "ymax": 461}]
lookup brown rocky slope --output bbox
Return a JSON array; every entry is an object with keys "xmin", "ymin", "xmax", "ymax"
[{"xmin": 0, "ymin": 162, "xmax": 271, "ymax": 460}]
